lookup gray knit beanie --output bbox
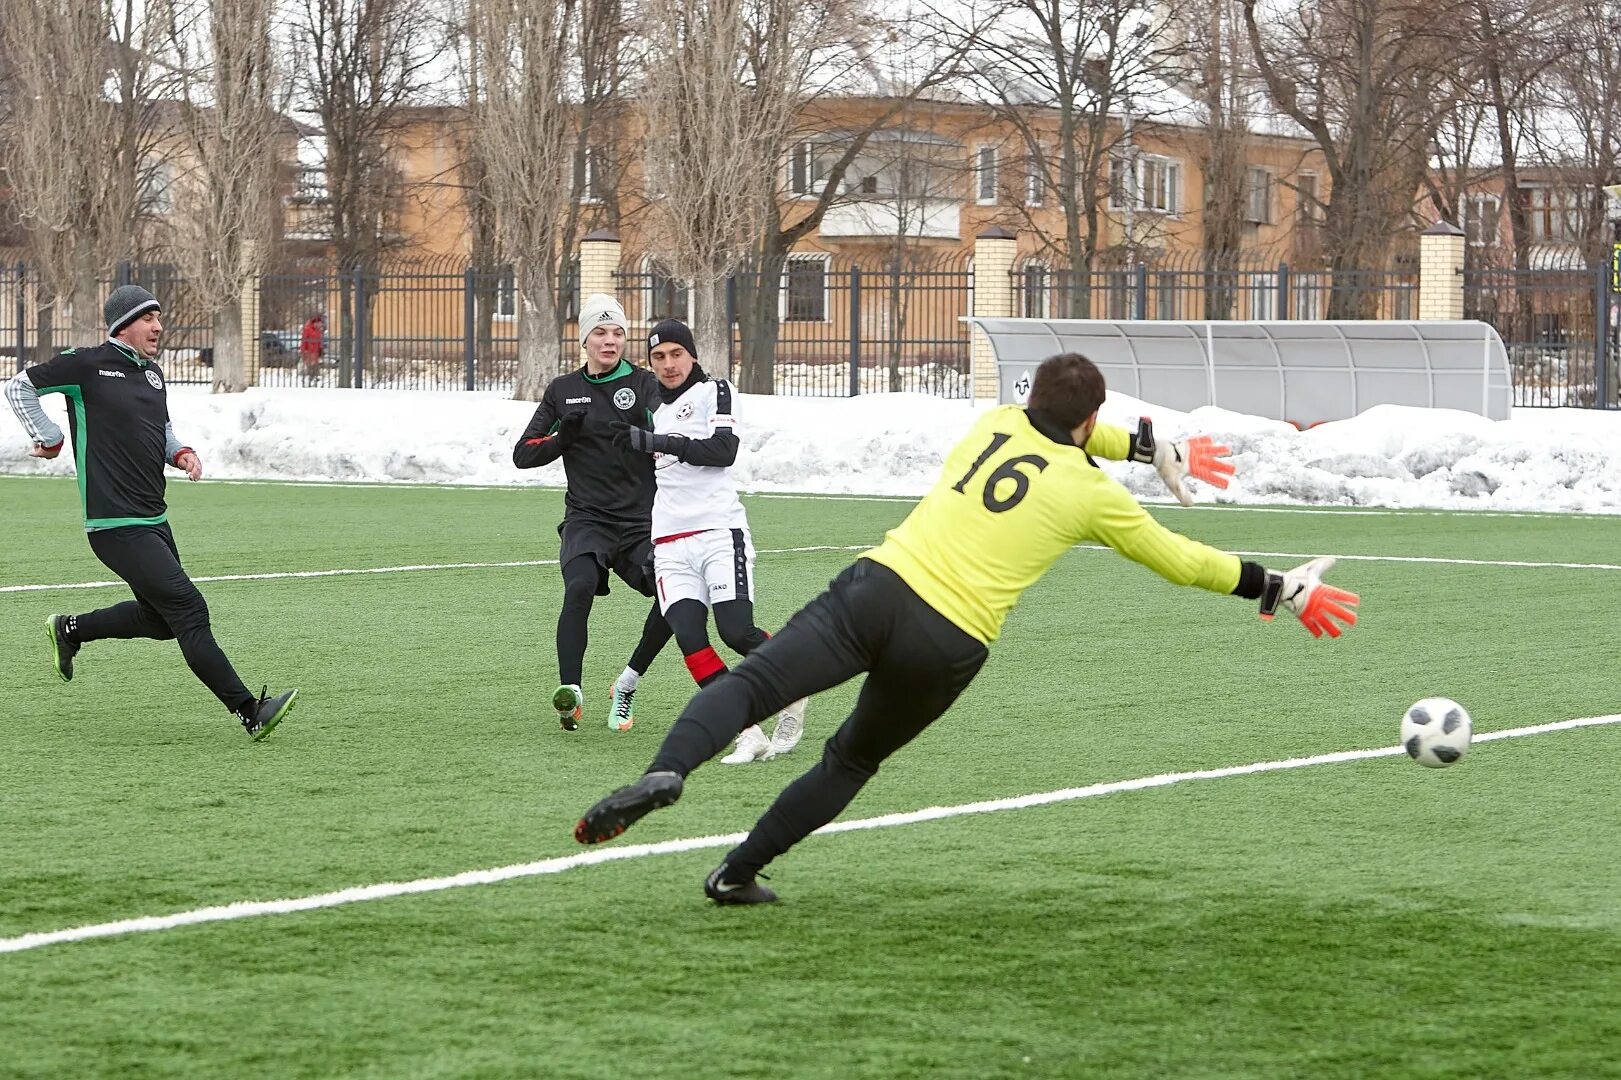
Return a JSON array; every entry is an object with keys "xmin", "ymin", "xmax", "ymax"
[{"xmin": 105, "ymin": 285, "xmax": 161, "ymax": 335}]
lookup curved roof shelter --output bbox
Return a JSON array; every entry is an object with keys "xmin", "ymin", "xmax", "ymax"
[{"xmin": 971, "ymin": 318, "xmax": 1513, "ymax": 427}]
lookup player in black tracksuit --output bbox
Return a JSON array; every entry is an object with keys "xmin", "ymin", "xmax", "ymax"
[
  {"xmin": 3, "ymin": 285, "xmax": 298, "ymax": 740},
  {"xmin": 512, "ymin": 293, "xmax": 672, "ymax": 731}
]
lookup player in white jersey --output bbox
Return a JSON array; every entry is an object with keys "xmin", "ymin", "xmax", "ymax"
[{"xmin": 610, "ymin": 319, "xmax": 806, "ymax": 762}]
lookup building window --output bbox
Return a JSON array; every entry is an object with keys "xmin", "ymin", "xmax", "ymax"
[
  {"xmin": 974, "ymin": 146, "xmax": 998, "ymax": 204},
  {"xmin": 1019, "ymin": 261, "xmax": 1050, "ymax": 318},
  {"xmin": 579, "ymin": 147, "xmax": 608, "ymax": 204},
  {"xmin": 1140, "ymin": 157, "xmax": 1180, "ymax": 214},
  {"xmin": 1244, "ymin": 167, "xmax": 1272, "ymax": 225},
  {"xmin": 1463, "ymin": 193, "xmax": 1501, "ymax": 247},
  {"xmin": 1025, "ymin": 147, "xmax": 1045, "ymax": 208},
  {"xmin": 1524, "ymin": 186, "xmax": 1585, "ymax": 243},
  {"xmin": 783, "ymin": 255, "xmax": 828, "ymax": 321},
  {"xmin": 1109, "ymin": 156, "xmax": 1180, "ymax": 214},
  {"xmin": 1108, "ymin": 157, "xmax": 1133, "ymax": 210},
  {"xmin": 789, "ymin": 142, "xmax": 826, "ymax": 197},
  {"xmin": 1296, "ymin": 173, "xmax": 1323, "ymax": 225}
]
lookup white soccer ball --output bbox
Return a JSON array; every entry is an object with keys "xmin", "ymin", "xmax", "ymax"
[{"xmin": 1400, "ymin": 697, "xmax": 1472, "ymax": 768}]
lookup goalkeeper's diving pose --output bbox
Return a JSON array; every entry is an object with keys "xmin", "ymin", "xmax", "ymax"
[{"xmin": 575, "ymin": 352, "xmax": 1358, "ymax": 904}]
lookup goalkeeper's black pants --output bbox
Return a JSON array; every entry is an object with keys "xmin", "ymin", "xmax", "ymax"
[
  {"xmin": 72, "ymin": 523, "xmax": 254, "ymax": 714},
  {"xmin": 649, "ymin": 558, "xmax": 987, "ymax": 880}
]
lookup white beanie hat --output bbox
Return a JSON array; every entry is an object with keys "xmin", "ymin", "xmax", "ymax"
[{"xmin": 578, "ymin": 293, "xmax": 627, "ymax": 346}]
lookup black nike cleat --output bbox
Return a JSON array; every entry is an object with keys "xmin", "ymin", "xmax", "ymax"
[
  {"xmin": 574, "ymin": 771, "xmax": 684, "ymax": 844},
  {"xmin": 704, "ymin": 863, "xmax": 778, "ymax": 905},
  {"xmin": 45, "ymin": 614, "xmax": 79, "ymax": 682},
  {"xmin": 242, "ymin": 686, "xmax": 298, "ymax": 742}
]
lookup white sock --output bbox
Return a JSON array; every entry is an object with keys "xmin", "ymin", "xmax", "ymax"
[{"xmin": 616, "ymin": 667, "xmax": 640, "ymax": 691}]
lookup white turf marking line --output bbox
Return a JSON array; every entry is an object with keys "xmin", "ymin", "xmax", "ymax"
[
  {"xmin": 0, "ymin": 545, "xmax": 871, "ymax": 595},
  {"xmin": 3, "ymin": 713, "xmax": 1618, "ymax": 957}
]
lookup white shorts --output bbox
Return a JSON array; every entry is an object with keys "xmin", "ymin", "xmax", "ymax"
[{"xmin": 654, "ymin": 528, "xmax": 755, "ymax": 613}]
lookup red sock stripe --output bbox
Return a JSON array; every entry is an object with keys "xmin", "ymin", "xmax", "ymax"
[{"xmin": 683, "ymin": 646, "xmax": 726, "ymax": 684}]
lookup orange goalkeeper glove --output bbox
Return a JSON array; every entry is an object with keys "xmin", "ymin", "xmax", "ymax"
[
  {"xmin": 1127, "ymin": 418, "xmax": 1236, "ymax": 507},
  {"xmin": 1259, "ymin": 556, "xmax": 1359, "ymax": 638}
]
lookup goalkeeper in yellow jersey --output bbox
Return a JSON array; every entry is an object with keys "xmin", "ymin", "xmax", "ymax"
[{"xmin": 575, "ymin": 353, "xmax": 1358, "ymax": 903}]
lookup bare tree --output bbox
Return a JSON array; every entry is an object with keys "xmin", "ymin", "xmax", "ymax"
[
  {"xmin": 1242, "ymin": 0, "xmax": 1465, "ymax": 316},
  {"xmin": 1545, "ymin": 0, "xmax": 1621, "ymax": 265},
  {"xmin": 159, "ymin": 0, "xmax": 284, "ymax": 392},
  {"xmin": 468, "ymin": 0, "xmax": 623, "ymax": 399},
  {"xmin": 290, "ymin": 0, "xmax": 443, "ymax": 385},
  {"xmin": 731, "ymin": 5, "xmax": 983, "ymax": 393},
  {"xmin": 971, "ymin": 0, "xmax": 1184, "ymax": 317},
  {"xmin": 1, "ymin": 0, "xmax": 167, "ymax": 346},
  {"xmin": 639, "ymin": 0, "xmax": 859, "ymax": 373},
  {"xmin": 1169, "ymin": 0, "xmax": 1258, "ymax": 316}
]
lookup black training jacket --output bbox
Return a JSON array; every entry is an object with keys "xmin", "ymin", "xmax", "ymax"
[{"xmin": 512, "ymin": 359, "xmax": 661, "ymax": 526}]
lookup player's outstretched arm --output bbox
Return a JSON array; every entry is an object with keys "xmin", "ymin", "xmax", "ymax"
[
  {"xmin": 1258, "ymin": 555, "xmax": 1359, "ymax": 638},
  {"xmin": 1123, "ymin": 417, "xmax": 1234, "ymax": 507},
  {"xmin": 1086, "ymin": 482, "xmax": 1357, "ymax": 639}
]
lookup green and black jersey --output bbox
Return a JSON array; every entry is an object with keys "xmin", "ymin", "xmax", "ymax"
[
  {"xmin": 512, "ymin": 359, "xmax": 661, "ymax": 526},
  {"xmin": 24, "ymin": 340, "xmax": 179, "ymax": 530}
]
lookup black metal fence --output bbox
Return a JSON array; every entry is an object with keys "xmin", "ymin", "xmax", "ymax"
[
  {"xmin": 3, "ymin": 253, "xmax": 1615, "ymax": 407},
  {"xmin": 1464, "ymin": 266, "xmax": 1615, "ymax": 408},
  {"xmin": 618, "ymin": 252, "xmax": 974, "ymax": 397},
  {"xmin": 1016, "ymin": 251, "xmax": 1419, "ymax": 322}
]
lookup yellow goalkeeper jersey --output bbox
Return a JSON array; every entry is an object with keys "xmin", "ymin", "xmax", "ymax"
[{"xmin": 864, "ymin": 406, "xmax": 1241, "ymax": 643}]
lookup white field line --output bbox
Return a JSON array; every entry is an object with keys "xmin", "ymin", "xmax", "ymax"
[
  {"xmin": 8, "ymin": 542, "xmax": 1621, "ymax": 597},
  {"xmin": 0, "ymin": 545, "xmax": 871, "ymax": 595},
  {"xmin": 2, "ymin": 712, "xmax": 1617, "ymax": 957}
]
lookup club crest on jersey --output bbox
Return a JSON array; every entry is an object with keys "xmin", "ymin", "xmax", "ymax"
[
  {"xmin": 145, "ymin": 369, "xmax": 163, "ymax": 390},
  {"xmin": 676, "ymin": 402, "xmax": 694, "ymax": 421},
  {"xmin": 613, "ymin": 387, "xmax": 636, "ymax": 410}
]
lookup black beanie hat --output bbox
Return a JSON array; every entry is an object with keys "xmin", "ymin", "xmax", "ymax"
[
  {"xmin": 648, "ymin": 319, "xmax": 697, "ymax": 359},
  {"xmin": 104, "ymin": 285, "xmax": 161, "ymax": 335}
]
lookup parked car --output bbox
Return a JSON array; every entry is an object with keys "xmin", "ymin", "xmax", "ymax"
[{"xmin": 260, "ymin": 329, "xmax": 301, "ymax": 367}]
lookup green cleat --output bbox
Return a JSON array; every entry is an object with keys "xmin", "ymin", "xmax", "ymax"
[
  {"xmin": 242, "ymin": 687, "xmax": 298, "ymax": 742},
  {"xmin": 45, "ymin": 614, "xmax": 78, "ymax": 683}
]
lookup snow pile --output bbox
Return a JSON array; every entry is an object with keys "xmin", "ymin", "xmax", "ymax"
[{"xmin": 3, "ymin": 383, "xmax": 1620, "ymax": 513}]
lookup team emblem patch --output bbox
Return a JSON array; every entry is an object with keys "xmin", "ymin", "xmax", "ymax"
[
  {"xmin": 613, "ymin": 387, "xmax": 636, "ymax": 410},
  {"xmin": 676, "ymin": 402, "xmax": 694, "ymax": 421},
  {"xmin": 145, "ymin": 369, "xmax": 163, "ymax": 390}
]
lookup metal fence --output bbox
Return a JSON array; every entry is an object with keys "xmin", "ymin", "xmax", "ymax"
[
  {"xmin": 1016, "ymin": 251, "xmax": 1419, "ymax": 323},
  {"xmin": 3, "ymin": 253, "xmax": 1614, "ymax": 407},
  {"xmin": 618, "ymin": 251, "xmax": 974, "ymax": 397},
  {"xmin": 1464, "ymin": 266, "xmax": 1614, "ymax": 408}
]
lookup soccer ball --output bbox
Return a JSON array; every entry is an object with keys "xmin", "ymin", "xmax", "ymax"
[{"xmin": 1401, "ymin": 697, "xmax": 1472, "ymax": 768}]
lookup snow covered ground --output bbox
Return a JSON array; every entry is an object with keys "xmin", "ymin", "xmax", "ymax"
[{"xmin": 3, "ymin": 383, "xmax": 1620, "ymax": 514}]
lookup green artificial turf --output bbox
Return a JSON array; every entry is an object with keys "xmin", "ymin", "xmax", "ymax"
[{"xmin": 2, "ymin": 475, "xmax": 1619, "ymax": 1078}]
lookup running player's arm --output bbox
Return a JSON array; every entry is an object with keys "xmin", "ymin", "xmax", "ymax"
[
  {"xmin": 164, "ymin": 404, "xmax": 200, "ymax": 479},
  {"xmin": 513, "ymin": 385, "xmax": 564, "ymax": 468},
  {"xmin": 4, "ymin": 370, "xmax": 64, "ymax": 454},
  {"xmin": 666, "ymin": 379, "xmax": 738, "ymax": 466}
]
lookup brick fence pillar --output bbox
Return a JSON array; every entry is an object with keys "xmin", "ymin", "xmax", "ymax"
[
  {"xmin": 971, "ymin": 226, "xmax": 1018, "ymax": 400},
  {"xmin": 1419, "ymin": 220, "xmax": 1465, "ymax": 321}
]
